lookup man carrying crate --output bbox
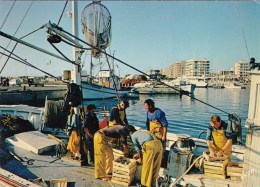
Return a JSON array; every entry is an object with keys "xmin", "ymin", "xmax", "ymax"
[
  {"xmin": 130, "ymin": 129, "xmax": 163, "ymax": 187},
  {"xmin": 94, "ymin": 125, "xmax": 134, "ymax": 181}
]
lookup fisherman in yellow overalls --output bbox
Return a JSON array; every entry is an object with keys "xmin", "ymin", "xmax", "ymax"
[
  {"xmin": 94, "ymin": 125, "xmax": 131, "ymax": 181},
  {"xmin": 130, "ymin": 129, "xmax": 163, "ymax": 187},
  {"xmin": 66, "ymin": 107, "xmax": 82, "ymax": 159},
  {"xmin": 109, "ymin": 100, "xmax": 129, "ymax": 126},
  {"xmin": 206, "ymin": 115, "xmax": 232, "ymax": 160},
  {"xmin": 144, "ymin": 99, "xmax": 168, "ymax": 146}
]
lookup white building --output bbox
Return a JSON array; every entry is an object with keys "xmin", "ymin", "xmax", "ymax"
[
  {"xmin": 184, "ymin": 58, "xmax": 210, "ymax": 77},
  {"xmin": 234, "ymin": 60, "xmax": 250, "ymax": 78}
]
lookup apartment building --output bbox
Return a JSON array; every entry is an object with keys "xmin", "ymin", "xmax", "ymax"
[
  {"xmin": 184, "ymin": 59, "xmax": 210, "ymax": 77},
  {"xmin": 161, "ymin": 59, "xmax": 210, "ymax": 79},
  {"xmin": 234, "ymin": 60, "xmax": 250, "ymax": 78}
]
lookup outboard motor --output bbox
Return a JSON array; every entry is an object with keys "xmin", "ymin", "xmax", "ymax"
[{"xmin": 167, "ymin": 134, "xmax": 196, "ymax": 184}]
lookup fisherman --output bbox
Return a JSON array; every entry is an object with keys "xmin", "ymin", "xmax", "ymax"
[
  {"xmin": 108, "ymin": 100, "xmax": 129, "ymax": 126},
  {"xmin": 144, "ymin": 99, "xmax": 168, "ymax": 147},
  {"xmin": 130, "ymin": 129, "xmax": 163, "ymax": 187},
  {"xmin": 206, "ymin": 115, "xmax": 232, "ymax": 160},
  {"xmin": 83, "ymin": 104, "xmax": 99, "ymax": 166},
  {"xmin": 93, "ymin": 125, "xmax": 132, "ymax": 181},
  {"xmin": 66, "ymin": 107, "xmax": 82, "ymax": 159}
]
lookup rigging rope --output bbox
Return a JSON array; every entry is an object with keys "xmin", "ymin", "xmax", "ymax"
[
  {"xmin": 61, "ymin": 26, "xmax": 231, "ymax": 115},
  {"xmin": 0, "ymin": 25, "xmax": 44, "ymax": 74},
  {"xmin": 0, "ymin": 0, "xmax": 16, "ymax": 31},
  {"xmin": 104, "ymin": 49, "xmax": 120, "ymax": 102},
  {"xmin": 48, "ymin": 41, "xmax": 74, "ymax": 63},
  {"xmin": 57, "ymin": 0, "xmax": 68, "ymax": 26},
  {"xmin": 0, "ymin": 0, "xmax": 34, "ymax": 71},
  {"xmin": 0, "ymin": 47, "xmax": 64, "ymax": 82},
  {"xmin": 0, "ymin": 22, "xmax": 231, "ymax": 115}
]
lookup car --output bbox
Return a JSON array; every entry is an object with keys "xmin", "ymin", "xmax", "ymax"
[
  {"xmin": 27, "ymin": 77, "xmax": 44, "ymax": 87},
  {"xmin": 9, "ymin": 79, "xmax": 22, "ymax": 86}
]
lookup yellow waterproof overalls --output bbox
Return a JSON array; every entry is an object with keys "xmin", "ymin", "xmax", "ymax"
[
  {"xmin": 149, "ymin": 120, "xmax": 163, "ymax": 140},
  {"xmin": 109, "ymin": 107, "xmax": 126, "ymax": 126},
  {"xmin": 94, "ymin": 129, "xmax": 114, "ymax": 179},
  {"xmin": 212, "ymin": 127, "xmax": 232, "ymax": 160},
  {"xmin": 66, "ymin": 114, "xmax": 81, "ymax": 156},
  {"xmin": 141, "ymin": 132, "xmax": 163, "ymax": 187}
]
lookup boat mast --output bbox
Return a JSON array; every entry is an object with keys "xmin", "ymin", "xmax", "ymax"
[{"xmin": 71, "ymin": 0, "xmax": 80, "ymax": 85}]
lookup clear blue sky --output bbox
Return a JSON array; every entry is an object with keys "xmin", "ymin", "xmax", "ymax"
[{"xmin": 0, "ymin": 1, "xmax": 259, "ymax": 77}]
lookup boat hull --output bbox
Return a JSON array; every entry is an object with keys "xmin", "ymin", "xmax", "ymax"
[
  {"xmin": 81, "ymin": 81, "xmax": 130, "ymax": 100},
  {"xmin": 137, "ymin": 84, "xmax": 196, "ymax": 95}
]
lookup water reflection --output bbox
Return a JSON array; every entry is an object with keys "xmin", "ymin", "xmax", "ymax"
[{"xmin": 84, "ymin": 88, "xmax": 249, "ymax": 143}]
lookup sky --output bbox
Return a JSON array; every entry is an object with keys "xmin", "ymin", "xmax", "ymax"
[{"xmin": 0, "ymin": 1, "xmax": 260, "ymax": 78}]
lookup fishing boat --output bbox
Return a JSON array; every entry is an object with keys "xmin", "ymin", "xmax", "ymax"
[
  {"xmin": 0, "ymin": 1, "xmax": 259, "ymax": 187},
  {"xmin": 81, "ymin": 70, "xmax": 131, "ymax": 100}
]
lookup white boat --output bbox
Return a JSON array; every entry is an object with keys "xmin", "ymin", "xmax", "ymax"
[
  {"xmin": 137, "ymin": 84, "xmax": 196, "ymax": 95},
  {"xmin": 187, "ymin": 77, "xmax": 208, "ymax": 88},
  {"xmin": 0, "ymin": 101, "xmax": 245, "ymax": 187},
  {"xmin": 224, "ymin": 82, "xmax": 246, "ymax": 89}
]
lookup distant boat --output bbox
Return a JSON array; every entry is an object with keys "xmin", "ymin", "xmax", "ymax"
[
  {"xmin": 187, "ymin": 77, "xmax": 208, "ymax": 88},
  {"xmin": 81, "ymin": 70, "xmax": 132, "ymax": 100},
  {"xmin": 224, "ymin": 82, "xmax": 246, "ymax": 89},
  {"xmin": 136, "ymin": 80, "xmax": 196, "ymax": 95}
]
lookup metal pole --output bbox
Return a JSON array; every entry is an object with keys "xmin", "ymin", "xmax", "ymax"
[{"xmin": 71, "ymin": 0, "xmax": 80, "ymax": 85}]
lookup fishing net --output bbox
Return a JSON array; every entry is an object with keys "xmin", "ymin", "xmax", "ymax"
[{"xmin": 81, "ymin": 1, "xmax": 111, "ymax": 58}]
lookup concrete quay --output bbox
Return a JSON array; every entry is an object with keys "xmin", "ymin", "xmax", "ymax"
[{"xmin": 0, "ymin": 85, "xmax": 67, "ymax": 105}]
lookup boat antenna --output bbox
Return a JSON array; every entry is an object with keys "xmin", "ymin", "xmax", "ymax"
[{"xmin": 236, "ymin": 2, "xmax": 250, "ymax": 59}]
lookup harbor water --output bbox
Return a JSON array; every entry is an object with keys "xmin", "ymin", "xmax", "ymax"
[{"xmin": 83, "ymin": 87, "xmax": 250, "ymax": 144}]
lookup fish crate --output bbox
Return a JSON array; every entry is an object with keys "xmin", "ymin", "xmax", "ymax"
[
  {"xmin": 227, "ymin": 162, "xmax": 243, "ymax": 181},
  {"xmin": 203, "ymin": 151, "xmax": 228, "ymax": 162},
  {"xmin": 111, "ymin": 156, "xmax": 137, "ymax": 186},
  {"xmin": 204, "ymin": 159, "xmax": 229, "ymax": 179},
  {"xmin": 112, "ymin": 148, "xmax": 124, "ymax": 160}
]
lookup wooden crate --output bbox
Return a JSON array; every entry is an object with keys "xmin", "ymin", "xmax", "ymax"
[
  {"xmin": 227, "ymin": 162, "xmax": 243, "ymax": 180},
  {"xmin": 111, "ymin": 174, "xmax": 135, "ymax": 186},
  {"xmin": 204, "ymin": 159, "xmax": 229, "ymax": 179},
  {"xmin": 50, "ymin": 178, "xmax": 67, "ymax": 187},
  {"xmin": 203, "ymin": 151, "xmax": 228, "ymax": 162},
  {"xmin": 112, "ymin": 156, "xmax": 137, "ymax": 186},
  {"xmin": 112, "ymin": 148, "xmax": 124, "ymax": 160},
  {"xmin": 113, "ymin": 156, "xmax": 137, "ymax": 174}
]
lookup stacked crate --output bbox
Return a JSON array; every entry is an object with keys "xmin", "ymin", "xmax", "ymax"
[
  {"xmin": 111, "ymin": 156, "xmax": 137, "ymax": 186},
  {"xmin": 203, "ymin": 152, "xmax": 229, "ymax": 179},
  {"xmin": 112, "ymin": 135, "xmax": 137, "ymax": 160},
  {"xmin": 112, "ymin": 147, "xmax": 124, "ymax": 160},
  {"xmin": 227, "ymin": 162, "xmax": 243, "ymax": 181}
]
